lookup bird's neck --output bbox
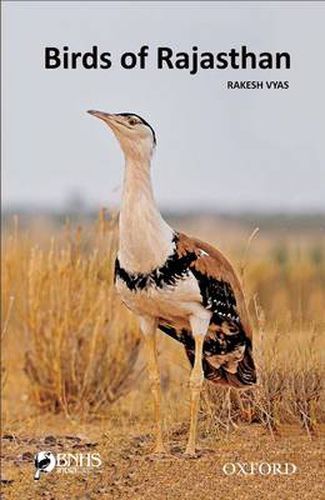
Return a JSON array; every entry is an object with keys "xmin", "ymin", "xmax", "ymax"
[{"xmin": 119, "ymin": 155, "xmax": 174, "ymax": 273}]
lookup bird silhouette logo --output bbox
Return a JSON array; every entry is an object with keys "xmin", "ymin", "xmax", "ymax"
[{"xmin": 34, "ymin": 451, "xmax": 56, "ymax": 480}]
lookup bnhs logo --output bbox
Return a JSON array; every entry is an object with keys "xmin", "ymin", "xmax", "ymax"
[
  {"xmin": 34, "ymin": 451, "xmax": 102, "ymax": 480},
  {"xmin": 34, "ymin": 451, "xmax": 56, "ymax": 480}
]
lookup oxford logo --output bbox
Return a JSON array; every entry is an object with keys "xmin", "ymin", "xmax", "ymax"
[{"xmin": 222, "ymin": 462, "xmax": 297, "ymax": 476}]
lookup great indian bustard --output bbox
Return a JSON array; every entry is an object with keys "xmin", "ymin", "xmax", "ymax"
[{"xmin": 88, "ymin": 110, "xmax": 256, "ymax": 456}]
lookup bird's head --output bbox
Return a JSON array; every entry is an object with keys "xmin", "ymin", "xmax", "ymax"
[{"xmin": 87, "ymin": 110, "xmax": 156, "ymax": 160}]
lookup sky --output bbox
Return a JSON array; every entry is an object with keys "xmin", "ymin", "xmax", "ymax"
[{"xmin": 2, "ymin": 1, "xmax": 325, "ymax": 213}]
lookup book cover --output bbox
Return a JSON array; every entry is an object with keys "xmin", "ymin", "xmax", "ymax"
[{"xmin": 2, "ymin": 1, "xmax": 324, "ymax": 498}]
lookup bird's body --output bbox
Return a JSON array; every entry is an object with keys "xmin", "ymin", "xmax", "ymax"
[
  {"xmin": 88, "ymin": 109, "xmax": 256, "ymax": 456},
  {"xmin": 115, "ymin": 232, "xmax": 255, "ymax": 387}
]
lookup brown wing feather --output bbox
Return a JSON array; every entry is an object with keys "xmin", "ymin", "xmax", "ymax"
[{"xmin": 176, "ymin": 233, "xmax": 253, "ymax": 339}]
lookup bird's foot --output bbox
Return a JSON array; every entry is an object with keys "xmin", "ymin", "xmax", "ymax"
[
  {"xmin": 147, "ymin": 444, "xmax": 174, "ymax": 460},
  {"xmin": 147, "ymin": 451, "xmax": 173, "ymax": 461},
  {"xmin": 183, "ymin": 445, "xmax": 200, "ymax": 459},
  {"xmin": 147, "ymin": 453, "xmax": 171, "ymax": 461}
]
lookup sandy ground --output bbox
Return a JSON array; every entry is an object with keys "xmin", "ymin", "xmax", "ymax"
[
  {"xmin": 1, "ymin": 414, "xmax": 324, "ymax": 500},
  {"xmin": 1, "ymin": 334, "xmax": 324, "ymax": 499}
]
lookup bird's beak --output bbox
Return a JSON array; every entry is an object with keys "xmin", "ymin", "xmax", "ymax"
[
  {"xmin": 87, "ymin": 110, "xmax": 124, "ymax": 138},
  {"xmin": 87, "ymin": 109, "xmax": 113, "ymax": 123},
  {"xmin": 87, "ymin": 109, "xmax": 127, "ymax": 144}
]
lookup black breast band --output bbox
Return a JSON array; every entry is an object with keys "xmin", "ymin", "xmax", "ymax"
[{"xmin": 114, "ymin": 233, "xmax": 197, "ymax": 291}]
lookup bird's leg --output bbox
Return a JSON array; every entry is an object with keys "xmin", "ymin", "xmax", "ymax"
[
  {"xmin": 139, "ymin": 316, "xmax": 167, "ymax": 455},
  {"xmin": 184, "ymin": 335, "xmax": 204, "ymax": 455},
  {"xmin": 184, "ymin": 315, "xmax": 210, "ymax": 456}
]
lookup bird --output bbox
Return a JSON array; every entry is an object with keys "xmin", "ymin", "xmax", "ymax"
[{"xmin": 88, "ymin": 110, "xmax": 256, "ymax": 456}]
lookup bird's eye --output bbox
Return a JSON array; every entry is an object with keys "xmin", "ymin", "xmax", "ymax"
[{"xmin": 128, "ymin": 117, "xmax": 138, "ymax": 126}]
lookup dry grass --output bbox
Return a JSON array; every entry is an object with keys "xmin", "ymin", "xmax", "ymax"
[
  {"xmin": 2, "ymin": 211, "xmax": 143, "ymax": 418},
  {"xmin": 1, "ymin": 212, "xmax": 324, "ymax": 435}
]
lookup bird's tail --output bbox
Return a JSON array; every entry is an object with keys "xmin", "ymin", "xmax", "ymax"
[
  {"xmin": 207, "ymin": 345, "xmax": 256, "ymax": 388},
  {"xmin": 159, "ymin": 323, "xmax": 257, "ymax": 388},
  {"xmin": 184, "ymin": 343, "xmax": 256, "ymax": 388}
]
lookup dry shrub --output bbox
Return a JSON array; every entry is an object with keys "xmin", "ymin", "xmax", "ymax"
[
  {"xmin": 4, "ymin": 212, "xmax": 143, "ymax": 417},
  {"xmin": 286, "ymin": 333, "xmax": 323, "ymax": 436},
  {"xmin": 202, "ymin": 340, "xmax": 323, "ymax": 438}
]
